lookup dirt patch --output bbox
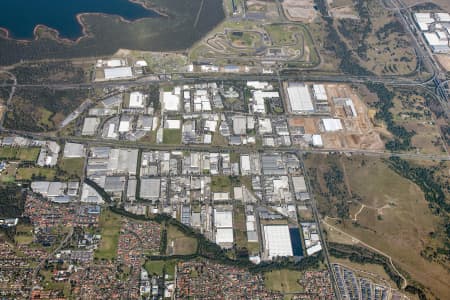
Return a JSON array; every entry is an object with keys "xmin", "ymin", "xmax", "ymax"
[
  {"xmin": 435, "ymin": 54, "xmax": 450, "ymax": 72},
  {"xmin": 282, "ymin": 0, "xmax": 317, "ymax": 22}
]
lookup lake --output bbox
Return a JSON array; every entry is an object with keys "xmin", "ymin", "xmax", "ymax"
[
  {"xmin": 0, "ymin": 0, "xmax": 159, "ymax": 39},
  {"xmin": 0, "ymin": 0, "xmax": 225, "ymax": 65}
]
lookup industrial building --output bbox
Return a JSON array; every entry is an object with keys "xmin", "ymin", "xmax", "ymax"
[
  {"xmin": 312, "ymin": 84, "xmax": 328, "ymax": 101},
  {"xmin": 140, "ymin": 178, "xmax": 161, "ymax": 201},
  {"xmin": 322, "ymin": 118, "xmax": 343, "ymax": 132},
  {"xmin": 128, "ymin": 91, "xmax": 145, "ymax": 109},
  {"xmin": 214, "ymin": 208, "xmax": 234, "ymax": 247},
  {"xmin": 414, "ymin": 12, "xmax": 450, "ymax": 53},
  {"xmin": 82, "ymin": 118, "xmax": 100, "ymax": 136},
  {"xmin": 63, "ymin": 143, "xmax": 85, "ymax": 158},
  {"xmin": 286, "ymin": 83, "xmax": 314, "ymax": 113},
  {"xmin": 262, "ymin": 224, "xmax": 293, "ymax": 260},
  {"xmin": 103, "ymin": 67, "xmax": 133, "ymax": 80},
  {"xmin": 162, "ymin": 91, "xmax": 181, "ymax": 112}
]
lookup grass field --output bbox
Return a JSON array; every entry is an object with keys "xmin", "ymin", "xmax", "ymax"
[
  {"xmin": 144, "ymin": 259, "xmax": 177, "ymax": 278},
  {"xmin": 335, "ymin": 0, "xmax": 417, "ymax": 75},
  {"xmin": 308, "ymin": 154, "xmax": 450, "ymax": 299},
  {"xmin": 95, "ymin": 210, "xmax": 122, "ymax": 260},
  {"xmin": 166, "ymin": 225, "xmax": 197, "ymax": 255},
  {"xmin": 264, "ymin": 269, "xmax": 304, "ymax": 294},
  {"xmin": 16, "ymin": 167, "xmax": 56, "ymax": 181},
  {"xmin": 0, "ymin": 147, "xmax": 40, "ymax": 161},
  {"xmin": 15, "ymin": 223, "xmax": 34, "ymax": 245},
  {"xmin": 211, "ymin": 176, "xmax": 232, "ymax": 193},
  {"xmin": 390, "ymin": 93, "xmax": 445, "ymax": 155},
  {"xmin": 163, "ymin": 129, "xmax": 181, "ymax": 144},
  {"xmin": 233, "ymin": 204, "xmax": 247, "ymax": 250},
  {"xmin": 59, "ymin": 158, "xmax": 85, "ymax": 179}
]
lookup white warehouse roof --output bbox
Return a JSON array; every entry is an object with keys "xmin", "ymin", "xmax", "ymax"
[
  {"xmin": 435, "ymin": 13, "xmax": 450, "ymax": 22},
  {"xmin": 129, "ymin": 91, "xmax": 145, "ymax": 108},
  {"xmin": 162, "ymin": 92, "xmax": 180, "ymax": 111},
  {"xmin": 424, "ymin": 32, "xmax": 449, "ymax": 46},
  {"xmin": 263, "ymin": 225, "xmax": 293, "ymax": 259},
  {"xmin": 313, "ymin": 84, "xmax": 328, "ymax": 101},
  {"xmin": 104, "ymin": 67, "xmax": 133, "ymax": 80},
  {"xmin": 214, "ymin": 210, "xmax": 233, "ymax": 228},
  {"xmin": 287, "ymin": 83, "xmax": 314, "ymax": 113},
  {"xmin": 216, "ymin": 228, "xmax": 234, "ymax": 244},
  {"xmin": 312, "ymin": 134, "xmax": 323, "ymax": 147},
  {"xmin": 240, "ymin": 155, "xmax": 251, "ymax": 173},
  {"xmin": 322, "ymin": 118, "xmax": 343, "ymax": 132}
]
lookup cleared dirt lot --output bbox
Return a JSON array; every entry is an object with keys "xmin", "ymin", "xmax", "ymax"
[
  {"xmin": 289, "ymin": 84, "xmax": 384, "ymax": 150},
  {"xmin": 282, "ymin": 0, "xmax": 317, "ymax": 22}
]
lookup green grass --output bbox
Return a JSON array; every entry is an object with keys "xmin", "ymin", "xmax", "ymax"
[
  {"xmin": 166, "ymin": 225, "xmax": 197, "ymax": 255},
  {"xmin": 233, "ymin": 204, "xmax": 247, "ymax": 249},
  {"xmin": 163, "ymin": 129, "xmax": 181, "ymax": 144},
  {"xmin": 265, "ymin": 25, "xmax": 295, "ymax": 45},
  {"xmin": 211, "ymin": 176, "xmax": 232, "ymax": 193},
  {"xmin": 144, "ymin": 259, "xmax": 178, "ymax": 278},
  {"xmin": 0, "ymin": 147, "xmax": 40, "ymax": 161},
  {"xmin": 264, "ymin": 269, "xmax": 304, "ymax": 293},
  {"xmin": 144, "ymin": 260, "xmax": 166, "ymax": 275},
  {"xmin": 15, "ymin": 224, "xmax": 34, "ymax": 245},
  {"xmin": 95, "ymin": 210, "xmax": 122, "ymax": 260},
  {"xmin": 59, "ymin": 158, "xmax": 85, "ymax": 179},
  {"xmin": 16, "ymin": 167, "xmax": 56, "ymax": 181}
]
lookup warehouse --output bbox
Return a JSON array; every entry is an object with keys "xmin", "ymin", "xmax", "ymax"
[
  {"xmin": 215, "ymin": 228, "xmax": 234, "ymax": 245},
  {"xmin": 263, "ymin": 225, "xmax": 293, "ymax": 260},
  {"xmin": 82, "ymin": 118, "xmax": 100, "ymax": 136},
  {"xmin": 104, "ymin": 67, "xmax": 133, "ymax": 80},
  {"xmin": 233, "ymin": 115, "xmax": 247, "ymax": 135},
  {"xmin": 140, "ymin": 178, "xmax": 161, "ymax": 201},
  {"xmin": 214, "ymin": 209, "xmax": 233, "ymax": 228},
  {"xmin": 313, "ymin": 84, "xmax": 328, "ymax": 101},
  {"xmin": 286, "ymin": 83, "xmax": 314, "ymax": 113},
  {"xmin": 129, "ymin": 91, "xmax": 145, "ymax": 108},
  {"xmin": 63, "ymin": 143, "xmax": 85, "ymax": 158},
  {"xmin": 322, "ymin": 118, "xmax": 343, "ymax": 132},
  {"xmin": 240, "ymin": 155, "xmax": 251, "ymax": 175},
  {"xmin": 414, "ymin": 12, "xmax": 434, "ymax": 31},
  {"xmin": 214, "ymin": 208, "xmax": 234, "ymax": 247},
  {"xmin": 162, "ymin": 92, "xmax": 180, "ymax": 111}
]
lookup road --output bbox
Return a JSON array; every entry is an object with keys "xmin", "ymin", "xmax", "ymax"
[
  {"xmin": 297, "ymin": 150, "xmax": 342, "ymax": 300},
  {"xmin": 31, "ymin": 227, "xmax": 74, "ymax": 287}
]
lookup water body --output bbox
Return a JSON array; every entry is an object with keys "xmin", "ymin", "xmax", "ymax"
[
  {"xmin": 0, "ymin": 0, "xmax": 158, "ymax": 39},
  {"xmin": 0, "ymin": 0, "xmax": 225, "ymax": 65},
  {"xmin": 289, "ymin": 227, "xmax": 304, "ymax": 257}
]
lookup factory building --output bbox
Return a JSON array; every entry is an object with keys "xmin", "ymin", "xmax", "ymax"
[
  {"xmin": 140, "ymin": 178, "xmax": 161, "ymax": 202},
  {"xmin": 286, "ymin": 83, "xmax": 314, "ymax": 113},
  {"xmin": 214, "ymin": 209, "xmax": 234, "ymax": 247},
  {"xmin": 322, "ymin": 118, "xmax": 343, "ymax": 132},
  {"xmin": 129, "ymin": 91, "xmax": 145, "ymax": 109},
  {"xmin": 103, "ymin": 67, "xmax": 133, "ymax": 80},
  {"xmin": 82, "ymin": 118, "xmax": 100, "ymax": 136},
  {"xmin": 262, "ymin": 225, "xmax": 293, "ymax": 260}
]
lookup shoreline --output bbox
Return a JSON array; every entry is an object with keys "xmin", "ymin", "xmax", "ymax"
[{"xmin": 0, "ymin": 0, "xmax": 167, "ymax": 45}]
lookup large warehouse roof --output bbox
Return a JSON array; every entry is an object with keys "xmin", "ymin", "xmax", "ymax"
[
  {"xmin": 263, "ymin": 225, "xmax": 293, "ymax": 259},
  {"xmin": 322, "ymin": 118, "xmax": 343, "ymax": 132},
  {"xmin": 216, "ymin": 228, "xmax": 234, "ymax": 244},
  {"xmin": 129, "ymin": 91, "xmax": 145, "ymax": 108},
  {"xmin": 162, "ymin": 92, "xmax": 180, "ymax": 111},
  {"xmin": 287, "ymin": 83, "xmax": 314, "ymax": 113},
  {"xmin": 104, "ymin": 67, "xmax": 133, "ymax": 80},
  {"xmin": 214, "ymin": 209, "xmax": 233, "ymax": 228},
  {"xmin": 140, "ymin": 178, "xmax": 160, "ymax": 200}
]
